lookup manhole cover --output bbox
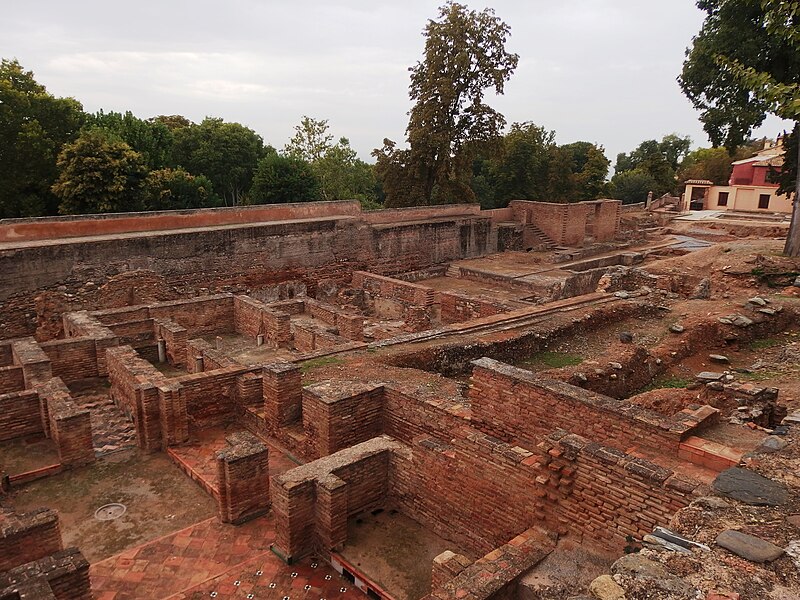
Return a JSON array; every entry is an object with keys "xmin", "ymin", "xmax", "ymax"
[{"xmin": 95, "ymin": 503, "xmax": 126, "ymax": 521}]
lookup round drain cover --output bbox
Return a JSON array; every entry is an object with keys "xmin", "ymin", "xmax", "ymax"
[{"xmin": 95, "ymin": 503, "xmax": 126, "ymax": 521}]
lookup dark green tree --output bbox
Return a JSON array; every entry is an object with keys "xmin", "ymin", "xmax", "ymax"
[
  {"xmin": 85, "ymin": 110, "xmax": 173, "ymax": 170},
  {"xmin": 0, "ymin": 59, "xmax": 85, "ymax": 217},
  {"xmin": 614, "ymin": 134, "xmax": 691, "ymax": 195},
  {"xmin": 144, "ymin": 168, "xmax": 220, "ymax": 211},
  {"xmin": 171, "ymin": 118, "xmax": 266, "ymax": 206},
  {"xmin": 374, "ymin": 2, "xmax": 518, "ymax": 207},
  {"xmin": 52, "ymin": 129, "xmax": 148, "ymax": 214},
  {"xmin": 250, "ymin": 153, "xmax": 320, "ymax": 204},
  {"xmin": 609, "ymin": 169, "xmax": 657, "ymax": 205}
]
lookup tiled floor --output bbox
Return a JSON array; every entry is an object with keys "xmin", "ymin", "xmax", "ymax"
[
  {"xmin": 90, "ymin": 515, "xmax": 360, "ymax": 600},
  {"xmin": 167, "ymin": 425, "xmax": 300, "ymax": 496}
]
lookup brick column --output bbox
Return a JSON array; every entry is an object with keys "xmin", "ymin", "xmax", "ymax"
[
  {"xmin": 315, "ymin": 474, "xmax": 348, "ymax": 552},
  {"xmin": 263, "ymin": 363, "xmax": 302, "ymax": 429},
  {"xmin": 157, "ymin": 382, "xmax": 188, "ymax": 448},
  {"xmin": 216, "ymin": 432, "xmax": 270, "ymax": 524}
]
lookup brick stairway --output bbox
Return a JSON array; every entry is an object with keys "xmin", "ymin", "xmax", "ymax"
[{"xmin": 522, "ymin": 224, "xmax": 557, "ymax": 250}]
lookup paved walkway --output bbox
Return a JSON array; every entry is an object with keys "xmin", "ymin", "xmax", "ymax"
[{"xmin": 90, "ymin": 515, "xmax": 359, "ymax": 600}]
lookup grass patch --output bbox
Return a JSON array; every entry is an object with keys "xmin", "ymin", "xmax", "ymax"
[
  {"xmin": 300, "ymin": 355, "xmax": 344, "ymax": 374},
  {"xmin": 641, "ymin": 375, "xmax": 693, "ymax": 392},
  {"xmin": 520, "ymin": 351, "xmax": 584, "ymax": 369},
  {"xmin": 748, "ymin": 337, "xmax": 782, "ymax": 350},
  {"xmin": 739, "ymin": 370, "xmax": 781, "ymax": 382}
]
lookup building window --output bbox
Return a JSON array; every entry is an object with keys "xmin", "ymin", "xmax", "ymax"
[
  {"xmin": 758, "ymin": 194, "xmax": 771, "ymax": 209},
  {"xmin": 717, "ymin": 192, "xmax": 729, "ymax": 206}
]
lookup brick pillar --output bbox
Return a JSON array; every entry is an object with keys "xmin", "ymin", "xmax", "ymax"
[
  {"xmin": 263, "ymin": 363, "xmax": 302, "ymax": 429},
  {"xmin": 431, "ymin": 551, "xmax": 473, "ymax": 591},
  {"xmin": 94, "ymin": 335, "xmax": 119, "ymax": 377},
  {"xmin": 315, "ymin": 475, "xmax": 348, "ymax": 553},
  {"xmin": 51, "ymin": 408, "xmax": 94, "ymax": 468},
  {"xmin": 157, "ymin": 382, "xmax": 188, "ymax": 448},
  {"xmin": 216, "ymin": 432, "xmax": 270, "ymax": 524},
  {"xmin": 0, "ymin": 508, "xmax": 63, "ymax": 572},
  {"xmin": 272, "ymin": 479, "xmax": 316, "ymax": 564}
]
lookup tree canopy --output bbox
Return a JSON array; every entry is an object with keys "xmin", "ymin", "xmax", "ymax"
[
  {"xmin": 85, "ymin": 110, "xmax": 173, "ymax": 170},
  {"xmin": 52, "ymin": 128, "xmax": 149, "ymax": 214},
  {"xmin": 250, "ymin": 152, "xmax": 321, "ymax": 204},
  {"xmin": 611, "ymin": 134, "xmax": 692, "ymax": 198},
  {"xmin": 374, "ymin": 1, "xmax": 518, "ymax": 207},
  {"xmin": 0, "ymin": 59, "xmax": 85, "ymax": 217},
  {"xmin": 171, "ymin": 118, "xmax": 267, "ymax": 206}
]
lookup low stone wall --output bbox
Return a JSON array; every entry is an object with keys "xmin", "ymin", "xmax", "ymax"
[
  {"xmin": 437, "ymin": 291, "xmax": 506, "ymax": 324},
  {"xmin": 0, "ymin": 365, "xmax": 25, "ymax": 394},
  {"xmin": 0, "ymin": 508, "xmax": 63, "ymax": 572},
  {"xmin": 352, "ymin": 271, "xmax": 435, "ymax": 307},
  {"xmin": 469, "ymin": 358, "xmax": 711, "ymax": 457}
]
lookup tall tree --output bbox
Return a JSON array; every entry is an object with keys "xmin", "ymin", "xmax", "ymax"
[
  {"xmin": 52, "ymin": 129, "xmax": 148, "ymax": 215},
  {"xmin": 250, "ymin": 152, "xmax": 321, "ymax": 204},
  {"xmin": 284, "ymin": 116, "xmax": 334, "ymax": 163},
  {"xmin": 144, "ymin": 168, "xmax": 220, "ymax": 211},
  {"xmin": 0, "ymin": 59, "xmax": 85, "ymax": 217},
  {"xmin": 85, "ymin": 110, "xmax": 173, "ymax": 170},
  {"xmin": 374, "ymin": 2, "xmax": 518, "ymax": 207},
  {"xmin": 171, "ymin": 118, "xmax": 266, "ymax": 206},
  {"xmin": 680, "ymin": 0, "xmax": 799, "ymax": 255},
  {"xmin": 613, "ymin": 134, "xmax": 691, "ymax": 196}
]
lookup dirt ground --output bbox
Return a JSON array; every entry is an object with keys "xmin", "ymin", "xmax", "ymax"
[
  {"xmin": 339, "ymin": 508, "xmax": 457, "ymax": 600},
  {"xmin": 0, "ymin": 435, "xmax": 60, "ymax": 475},
  {"xmin": 7, "ymin": 449, "xmax": 216, "ymax": 563}
]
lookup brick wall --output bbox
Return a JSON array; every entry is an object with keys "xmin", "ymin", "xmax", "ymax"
[
  {"xmin": 553, "ymin": 432, "xmax": 699, "ymax": 548},
  {"xmin": 263, "ymin": 363, "xmax": 302, "ymax": 429},
  {"xmin": 216, "ymin": 431, "xmax": 270, "ymax": 524},
  {"xmin": 106, "ymin": 345, "xmax": 166, "ymax": 452},
  {"xmin": 0, "ymin": 343, "xmax": 12, "ymax": 367},
  {"xmin": 175, "ymin": 366, "xmax": 252, "ymax": 429},
  {"xmin": 39, "ymin": 338, "xmax": 99, "ymax": 383},
  {"xmin": 425, "ymin": 528, "xmax": 555, "ymax": 600},
  {"xmin": 437, "ymin": 292, "xmax": 505, "ymax": 324},
  {"xmin": 0, "ymin": 390, "xmax": 43, "ymax": 442},
  {"xmin": 0, "ymin": 508, "xmax": 63, "ymax": 572},
  {"xmin": 12, "ymin": 338, "xmax": 53, "ymax": 389},
  {"xmin": 469, "ymin": 358, "xmax": 687, "ymax": 456},
  {"xmin": 233, "ymin": 295, "xmax": 267, "ymax": 338},
  {"xmin": 305, "ymin": 299, "xmax": 365, "ymax": 342},
  {"xmin": 155, "ymin": 318, "xmax": 188, "ymax": 366},
  {"xmin": 149, "ymin": 295, "xmax": 235, "ymax": 336},
  {"xmin": 352, "ymin": 272, "xmax": 435, "ymax": 307},
  {"xmin": 302, "ymin": 383, "xmax": 384, "ymax": 457},
  {"xmin": 0, "ymin": 365, "xmax": 25, "ymax": 394},
  {"xmin": 40, "ymin": 378, "xmax": 94, "ymax": 468},
  {"xmin": 0, "ymin": 547, "xmax": 93, "ymax": 600},
  {"xmin": 272, "ymin": 436, "xmax": 400, "ymax": 563}
]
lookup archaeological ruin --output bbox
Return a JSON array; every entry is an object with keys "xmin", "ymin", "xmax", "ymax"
[{"xmin": 1, "ymin": 199, "xmax": 799, "ymax": 600}]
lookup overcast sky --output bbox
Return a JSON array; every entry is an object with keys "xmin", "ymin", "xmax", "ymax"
[{"xmin": 4, "ymin": 0, "xmax": 792, "ymax": 164}]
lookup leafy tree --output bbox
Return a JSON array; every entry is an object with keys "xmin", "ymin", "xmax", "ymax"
[
  {"xmin": 284, "ymin": 116, "xmax": 334, "ymax": 163},
  {"xmin": 85, "ymin": 110, "xmax": 173, "ymax": 170},
  {"xmin": 557, "ymin": 142, "xmax": 611, "ymax": 201},
  {"xmin": 680, "ymin": 0, "xmax": 799, "ymax": 254},
  {"xmin": 614, "ymin": 134, "xmax": 691, "ymax": 195},
  {"xmin": 144, "ymin": 168, "xmax": 220, "ymax": 211},
  {"xmin": 315, "ymin": 137, "xmax": 379, "ymax": 204},
  {"xmin": 374, "ymin": 2, "xmax": 519, "ymax": 206},
  {"xmin": 171, "ymin": 117, "xmax": 266, "ymax": 206},
  {"xmin": 151, "ymin": 114, "xmax": 193, "ymax": 130},
  {"xmin": 52, "ymin": 129, "xmax": 148, "ymax": 214},
  {"xmin": 0, "ymin": 59, "xmax": 85, "ymax": 217},
  {"xmin": 250, "ymin": 153, "xmax": 320, "ymax": 204},
  {"xmin": 677, "ymin": 146, "xmax": 734, "ymax": 184},
  {"xmin": 609, "ymin": 169, "xmax": 657, "ymax": 205}
]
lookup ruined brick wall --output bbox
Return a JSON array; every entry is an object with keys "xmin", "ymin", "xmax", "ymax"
[
  {"xmin": 106, "ymin": 345, "xmax": 165, "ymax": 451},
  {"xmin": 304, "ymin": 299, "xmax": 364, "ymax": 342},
  {"xmin": 216, "ymin": 432, "xmax": 270, "ymax": 524},
  {"xmin": 155, "ymin": 318, "xmax": 187, "ymax": 366},
  {"xmin": 0, "ymin": 390, "xmax": 43, "ymax": 442},
  {"xmin": 176, "ymin": 366, "xmax": 250, "ymax": 429},
  {"xmin": 301, "ymin": 383, "xmax": 385, "ymax": 457},
  {"xmin": 40, "ymin": 378, "xmax": 94, "ymax": 467},
  {"xmin": 272, "ymin": 438, "xmax": 397, "ymax": 562},
  {"xmin": 437, "ymin": 291, "xmax": 505, "ymax": 324},
  {"xmin": 263, "ymin": 363, "xmax": 302, "ymax": 429},
  {"xmin": 469, "ymin": 358, "xmax": 683, "ymax": 456},
  {"xmin": 352, "ymin": 272, "xmax": 435, "ymax": 307},
  {"xmin": 39, "ymin": 338, "xmax": 99, "ymax": 383},
  {"xmin": 553, "ymin": 432, "xmax": 699, "ymax": 548},
  {"xmin": 233, "ymin": 295, "xmax": 267, "ymax": 338},
  {"xmin": 0, "ymin": 509, "xmax": 62, "ymax": 572},
  {"xmin": 0, "ymin": 365, "xmax": 25, "ymax": 394},
  {"xmin": 0, "ymin": 547, "xmax": 92, "ymax": 600},
  {"xmin": 593, "ymin": 200, "xmax": 622, "ymax": 242},
  {"xmin": 0, "ymin": 344, "xmax": 12, "ymax": 366},
  {"xmin": 149, "ymin": 296, "xmax": 235, "ymax": 336}
]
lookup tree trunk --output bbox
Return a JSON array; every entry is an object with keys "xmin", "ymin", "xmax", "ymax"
[{"xmin": 784, "ymin": 123, "xmax": 800, "ymax": 257}]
